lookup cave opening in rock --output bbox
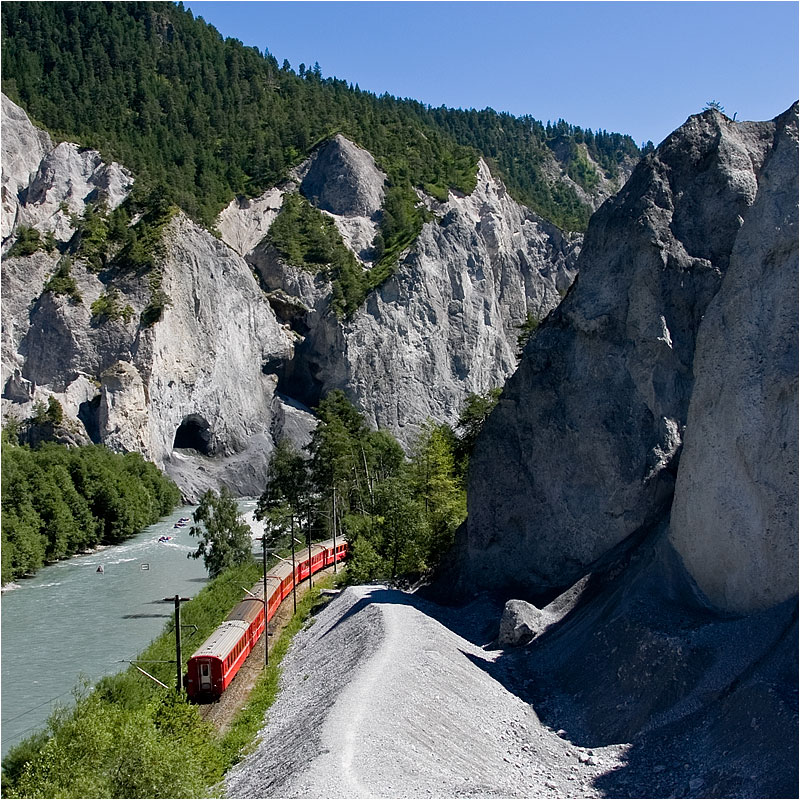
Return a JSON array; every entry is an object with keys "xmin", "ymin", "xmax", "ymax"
[
  {"xmin": 78, "ymin": 396, "xmax": 102, "ymax": 444},
  {"xmin": 173, "ymin": 414, "xmax": 213, "ymax": 455}
]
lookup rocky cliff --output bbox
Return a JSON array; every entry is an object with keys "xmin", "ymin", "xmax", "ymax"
[
  {"xmin": 437, "ymin": 104, "xmax": 798, "ymax": 796},
  {"xmin": 456, "ymin": 104, "xmax": 798, "ymax": 611},
  {"xmin": 236, "ymin": 139, "xmax": 580, "ymax": 444},
  {"xmin": 2, "ymin": 95, "xmax": 581, "ymax": 494}
]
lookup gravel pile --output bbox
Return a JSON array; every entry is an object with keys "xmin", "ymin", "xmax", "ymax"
[{"xmin": 225, "ymin": 585, "xmax": 628, "ymax": 798}]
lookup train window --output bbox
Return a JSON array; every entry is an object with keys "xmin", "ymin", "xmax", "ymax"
[{"xmin": 202, "ymin": 663, "xmax": 209, "ymax": 676}]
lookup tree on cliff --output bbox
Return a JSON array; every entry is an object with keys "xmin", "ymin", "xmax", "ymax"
[
  {"xmin": 188, "ymin": 487, "xmax": 252, "ymax": 577},
  {"xmin": 454, "ymin": 387, "xmax": 502, "ymax": 476}
]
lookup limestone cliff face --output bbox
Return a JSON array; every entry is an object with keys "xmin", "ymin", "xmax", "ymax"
[
  {"xmin": 241, "ymin": 148, "xmax": 580, "ymax": 445},
  {"xmin": 457, "ymin": 105, "xmax": 798, "ymax": 614},
  {"xmin": 2, "ymin": 211, "xmax": 297, "ymax": 500},
  {"xmin": 1, "ymin": 95, "xmax": 132, "ymax": 244},
  {"xmin": 139, "ymin": 215, "xmax": 295, "ymax": 498},
  {"xmin": 668, "ymin": 109, "xmax": 799, "ymax": 612},
  {"xmin": 3, "ymin": 96, "xmax": 580, "ymax": 496}
]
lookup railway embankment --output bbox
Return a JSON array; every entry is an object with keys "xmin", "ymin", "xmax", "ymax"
[{"xmin": 226, "ymin": 577, "xmax": 797, "ymax": 799}]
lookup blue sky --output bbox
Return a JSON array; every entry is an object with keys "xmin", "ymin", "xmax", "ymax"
[{"xmin": 183, "ymin": 1, "xmax": 798, "ymax": 147}]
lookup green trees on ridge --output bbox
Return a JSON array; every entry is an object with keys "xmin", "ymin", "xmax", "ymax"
[{"xmin": 1, "ymin": 0, "xmax": 640, "ymax": 239}]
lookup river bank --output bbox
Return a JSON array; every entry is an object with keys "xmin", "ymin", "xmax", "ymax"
[{"xmin": 0, "ymin": 504, "xmax": 212, "ymax": 758}]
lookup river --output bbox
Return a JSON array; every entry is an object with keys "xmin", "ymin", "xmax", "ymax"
[{"xmin": 0, "ymin": 499, "xmax": 260, "ymax": 759}]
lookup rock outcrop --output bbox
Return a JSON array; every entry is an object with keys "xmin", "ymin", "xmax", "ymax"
[
  {"xmin": 1, "ymin": 94, "xmax": 302, "ymax": 502},
  {"xmin": 295, "ymin": 134, "xmax": 386, "ymax": 263},
  {"xmin": 1, "ymin": 94, "xmax": 53, "ymax": 240},
  {"xmin": 668, "ymin": 109, "xmax": 799, "ymax": 613},
  {"xmin": 455, "ymin": 105, "xmax": 798, "ymax": 611},
  {"xmin": 436, "ymin": 105, "xmax": 798, "ymax": 798},
  {"xmin": 246, "ymin": 157, "xmax": 580, "ymax": 445},
  {"xmin": 1, "ymin": 95, "xmax": 132, "ymax": 245}
]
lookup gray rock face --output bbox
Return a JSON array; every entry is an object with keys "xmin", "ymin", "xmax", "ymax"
[
  {"xmin": 1, "ymin": 94, "xmax": 132, "ymax": 246},
  {"xmin": 3, "ymin": 212, "xmax": 299, "ymax": 501},
  {"xmin": 260, "ymin": 159, "xmax": 580, "ymax": 445},
  {"xmin": 217, "ymin": 188, "xmax": 284, "ymax": 257},
  {"xmin": 299, "ymin": 134, "xmax": 386, "ymax": 219},
  {"xmin": 1, "ymin": 94, "xmax": 53, "ymax": 239},
  {"xmin": 457, "ymin": 106, "xmax": 797, "ymax": 609},
  {"xmin": 2, "ymin": 100, "xmax": 585, "ymax": 498},
  {"xmin": 669, "ymin": 107, "xmax": 799, "ymax": 612},
  {"xmin": 1, "ymin": 94, "xmax": 316, "ymax": 501},
  {"xmin": 217, "ymin": 142, "xmax": 580, "ymax": 449},
  {"xmin": 130, "ymin": 215, "xmax": 297, "ymax": 498}
]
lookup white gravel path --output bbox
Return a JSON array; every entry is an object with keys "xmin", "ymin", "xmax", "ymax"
[{"xmin": 225, "ymin": 585, "xmax": 628, "ymax": 798}]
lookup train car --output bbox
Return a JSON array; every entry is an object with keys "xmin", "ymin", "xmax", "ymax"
[{"xmin": 185, "ymin": 537, "xmax": 346, "ymax": 701}]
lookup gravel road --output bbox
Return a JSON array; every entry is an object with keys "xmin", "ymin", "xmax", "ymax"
[{"xmin": 225, "ymin": 585, "xmax": 628, "ymax": 798}]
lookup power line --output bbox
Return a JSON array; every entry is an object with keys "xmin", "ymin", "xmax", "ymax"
[{"xmin": 1, "ymin": 688, "xmax": 76, "ymax": 725}]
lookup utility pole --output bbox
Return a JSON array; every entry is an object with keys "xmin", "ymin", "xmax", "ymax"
[
  {"xmin": 308, "ymin": 524, "xmax": 313, "ymax": 589},
  {"xmin": 163, "ymin": 595, "xmax": 190, "ymax": 692},
  {"xmin": 332, "ymin": 485, "xmax": 337, "ymax": 575},
  {"xmin": 261, "ymin": 534, "xmax": 269, "ymax": 668},
  {"xmin": 290, "ymin": 520, "xmax": 297, "ymax": 612}
]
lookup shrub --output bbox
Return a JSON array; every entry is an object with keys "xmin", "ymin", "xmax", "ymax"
[
  {"xmin": 43, "ymin": 258, "xmax": 82, "ymax": 302},
  {"xmin": 140, "ymin": 275, "xmax": 172, "ymax": 327},
  {"xmin": 8, "ymin": 226, "xmax": 42, "ymax": 257},
  {"xmin": 90, "ymin": 289, "xmax": 134, "ymax": 324}
]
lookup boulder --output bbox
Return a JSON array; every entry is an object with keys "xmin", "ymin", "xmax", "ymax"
[{"xmin": 498, "ymin": 599, "xmax": 545, "ymax": 646}]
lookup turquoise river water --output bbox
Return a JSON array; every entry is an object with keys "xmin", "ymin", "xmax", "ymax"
[{"xmin": 0, "ymin": 499, "xmax": 260, "ymax": 758}]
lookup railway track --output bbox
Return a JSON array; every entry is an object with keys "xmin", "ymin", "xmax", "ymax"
[{"xmin": 198, "ymin": 565, "xmax": 339, "ymax": 733}]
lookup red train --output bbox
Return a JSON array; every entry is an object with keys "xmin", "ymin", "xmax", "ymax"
[{"xmin": 185, "ymin": 538, "xmax": 347, "ymax": 701}]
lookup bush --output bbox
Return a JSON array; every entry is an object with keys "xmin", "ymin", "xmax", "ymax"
[
  {"xmin": 43, "ymin": 258, "xmax": 81, "ymax": 302},
  {"xmin": 140, "ymin": 278, "xmax": 172, "ymax": 327},
  {"xmin": 267, "ymin": 192, "xmax": 370, "ymax": 318},
  {"xmin": 8, "ymin": 226, "xmax": 43, "ymax": 257},
  {"xmin": 90, "ymin": 288, "xmax": 134, "ymax": 324}
]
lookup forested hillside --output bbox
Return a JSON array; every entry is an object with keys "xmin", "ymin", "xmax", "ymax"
[
  {"xmin": 257, "ymin": 389, "xmax": 499, "ymax": 584},
  {"xmin": 1, "ymin": 1, "xmax": 642, "ymax": 233}
]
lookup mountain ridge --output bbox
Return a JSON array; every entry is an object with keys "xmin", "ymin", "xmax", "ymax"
[
  {"xmin": 0, "ymin": 0, "xmax": 641, "ymax": 234},
  {"xmin": 1, "ymin": 93, "xmax": 579, "ymax": 498}
]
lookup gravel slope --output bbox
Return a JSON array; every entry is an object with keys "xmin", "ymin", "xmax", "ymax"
[{"xmin": 225, "ymin": 585, "xmax": 628, "ymax": 798}]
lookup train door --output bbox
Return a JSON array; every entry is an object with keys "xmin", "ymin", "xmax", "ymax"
[{"xmin": 199, "ymin": 660, "xmax": 212, "ymax": 692}]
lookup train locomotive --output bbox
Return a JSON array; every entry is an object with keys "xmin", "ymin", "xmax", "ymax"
[{"xmin": 185, "ymin": 538, "xmax": 347, "ymax": 701}]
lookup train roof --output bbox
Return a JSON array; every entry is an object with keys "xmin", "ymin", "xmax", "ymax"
[
  {"xmin": 226, "ymin": 596, "xmax": 264, "ymax": 625},
  {"xmin": 190, "ymin": 619, "xmax": 249, "ymax": 660}
]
